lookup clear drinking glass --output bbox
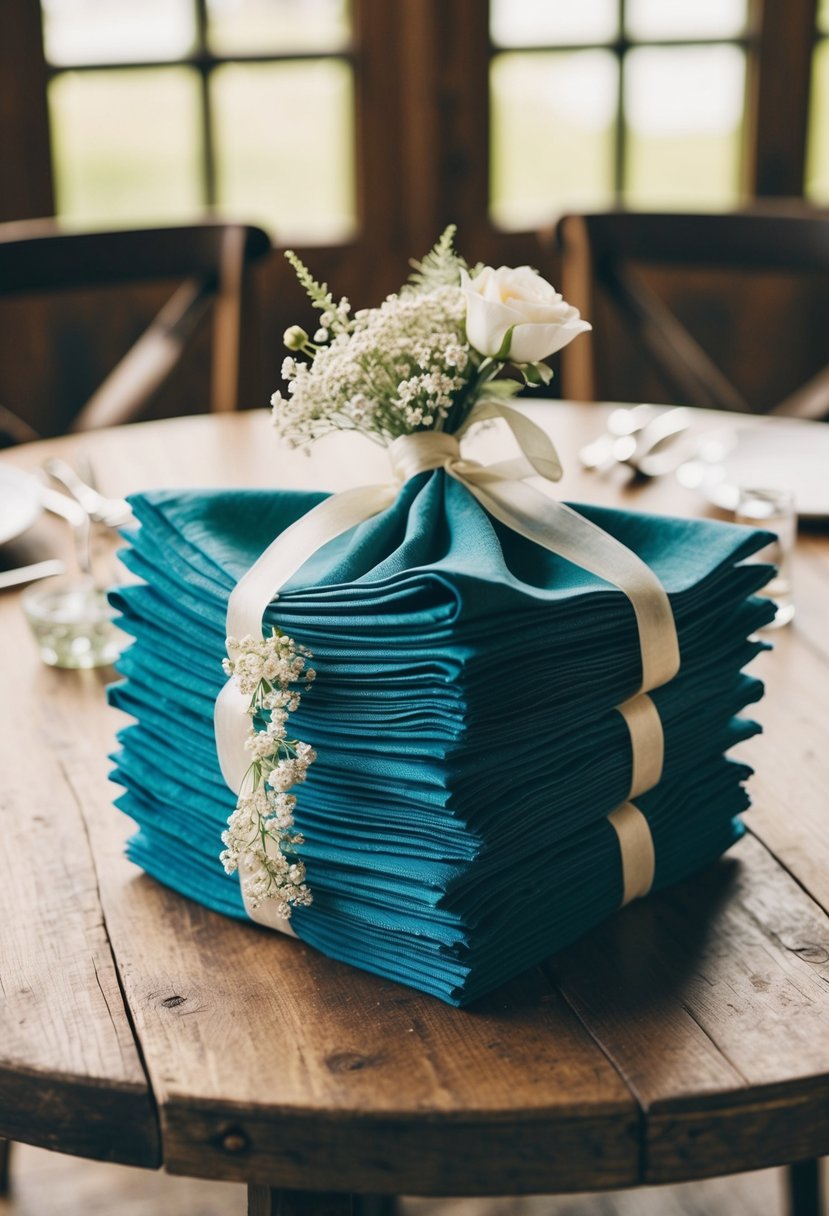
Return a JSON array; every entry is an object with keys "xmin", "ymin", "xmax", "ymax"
[
  {"xmin": 22, "ymin": 576, "xmax": 125, "ymax": 668},
  {"xmin": 735, "ymin": 486, "xmax": 796, "ymax": 627}
]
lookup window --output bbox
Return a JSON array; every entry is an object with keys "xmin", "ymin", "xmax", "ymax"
[
  {"xmin": 489, "ymin": 0, "xmax": 752, "ymax": 231},
  {"xmin": 1, "ymin": 0, "xmax": 823, "ymax": 427},
  {"xmin": 41, "ymin": 0, "xmax": 356, "ymax": 243},
  {"xmin": 5, "ymin": 0, "xmax": 823, "ymax": 250}
]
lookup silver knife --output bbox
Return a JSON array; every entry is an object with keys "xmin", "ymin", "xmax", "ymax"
[{"xmin": 0, "ymin": 559, "xmax": 66, "ymax": 590}]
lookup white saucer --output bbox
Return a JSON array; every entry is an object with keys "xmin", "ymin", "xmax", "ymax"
[
  {"xmin": 679, "ymin": 422, "xmax": 829, "ymax": 519},
  {"xmin": 0, "ymin": 465, "xmax": 42, "ymax": 546}
]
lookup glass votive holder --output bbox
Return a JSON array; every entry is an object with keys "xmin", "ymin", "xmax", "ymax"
[
  {"xmin": 22, "ymin": 576, "xmax": 124, "ymax": 668},
  {"xmin": 734, "ymin": 485, "xmax": 796, "ymax": 628}
]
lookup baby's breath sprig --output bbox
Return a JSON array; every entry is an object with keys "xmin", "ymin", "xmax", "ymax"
[
  {"xmin": 284, "ymin": 249, "xmax": 353, "ymax": 339},
  {"xmin": 271, "ymin": 228, "xmax": 517, "ymax": 449},
  {"xmin": 220, "ymin": 629, "xmax": 316, "ymax": 916}
]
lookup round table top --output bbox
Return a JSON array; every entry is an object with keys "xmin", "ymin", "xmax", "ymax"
[{"xmin": 2, "ymin": 402, "xmax": 829, "ymax": 1197}]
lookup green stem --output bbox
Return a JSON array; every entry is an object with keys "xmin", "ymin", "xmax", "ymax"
[{"xmin": 443, "ymin": 357, "xmax": 498, "ymax": 434}]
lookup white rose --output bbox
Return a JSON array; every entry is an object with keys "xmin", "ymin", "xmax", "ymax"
[{"xmin": 460, "ymin": 264, "xmax": 591, "ymax": 364}]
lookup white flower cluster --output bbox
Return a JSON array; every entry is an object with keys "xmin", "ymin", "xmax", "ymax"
[
  {"xmin": 269, "ymin": 227, "xmax": 591, "ymax": 452},
  {"xmin": 220, "ymin": 630, "xmax": 316, "ymax": 915},
  {"xmin": 272, "ymin": 286, "xmax": 471, "ymax": 447}
]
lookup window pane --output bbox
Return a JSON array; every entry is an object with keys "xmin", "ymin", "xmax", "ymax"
[
  {"xmin": 212, "ymin": 61, "xmax": 355, "ymax": 243},
  {"xmin": 41, "ymin": 0, "xmax": 195, "ymax": 66},
  {"xmin": 490, "ymin": 0, "xmax": 618, "ymax": 47},
  {"xmin": 207, "ymin": 0, "xmax": 350, "ymax": 55},
  {"xmin": 624, "ymin": 46, "xmax": 745, "ymax": 208},
  {"xmin": 49, "ymin": 69, "xmax": 204, "ymax": 224},
  {"xmin": 490, "ymin": 51, "xmax": 617, "ymax": 230},
  {"xmin": 806, "ymin": 40, "xmax": 829, "ymax": 201},
  {"xmin": 626, "ymin": 0, "xmax": 747, "ymax": 40}
]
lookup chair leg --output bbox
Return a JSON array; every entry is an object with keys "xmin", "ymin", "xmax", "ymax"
[
  {"xmin": 248, "ymin": 1190, "xmax": 354, "ymax": 1216},
  {"xmin": 787, "ymin": 1158, "xmax": 822, "ymax": 1216},
  {"xmin": 0, "ymin": 1138, "xmax": 11, "ymax": 1196}
]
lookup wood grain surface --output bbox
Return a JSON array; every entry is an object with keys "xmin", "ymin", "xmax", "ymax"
[
  {"xmin": 0, "ymin": 597, "xmax": 158, "ymax": 1166},
  {"xmin": 1, "ymin": 403, "xmax": 828, "ymax": 1195}
]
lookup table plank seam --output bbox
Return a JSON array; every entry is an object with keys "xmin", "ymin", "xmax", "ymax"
[
  {"xmin": 57, "ymin": 754, "xmax": 163, "ymax": 1152},
  {"xmin": 538, "ymin": 961, "xmax": 649, "ymax": 1183}
]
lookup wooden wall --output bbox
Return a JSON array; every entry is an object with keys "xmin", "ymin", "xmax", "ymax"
[{"xmin": 0, "ymin": 0, "xmax": 825, "ymax": 436}]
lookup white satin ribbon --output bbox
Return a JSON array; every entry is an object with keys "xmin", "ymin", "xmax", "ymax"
[
  {"xmin": 617, "ymin": 693, "xmax": 664, "ymax": 799},
  {"xmin": 215, "ymin": 403, "xmax": 679, "ymax": 929},
  {"xmin": 607, "ymin": 801, "xmax": 656, "ymax": 905}
]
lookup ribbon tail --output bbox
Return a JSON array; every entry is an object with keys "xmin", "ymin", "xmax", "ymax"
[
  {"xmin": 217, "ymin": 481, "xmax": 397, "ymax": 787},
  {"xmin": 452, "ymin": 471, "xmax": 680, "ymax": 693},
  {"xmin": 215, "ymin": 678, "xmax": 256, "ymax": 791},
  {"xmin": 215, "ymin": 479, "xmax": 398, "ymax": 933},
  {"xmin": 226, "ymin": 483, "xmax": 398, "ymax": 640}
]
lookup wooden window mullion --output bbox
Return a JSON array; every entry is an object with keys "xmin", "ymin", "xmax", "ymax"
[
  {"xmin": 615, "ymin": 0, "xmax": 628, "ymax": 198},
  {"xmin": 193, "ymin": 0, "xmax": 216, "ymax": 208},
  {"xmin": 745, "ymin": 0, "xmax": 817, "ymax": 196},
  {"xmin": 1, "ymin": 0, "xmax": 54, "ymax": 221}
]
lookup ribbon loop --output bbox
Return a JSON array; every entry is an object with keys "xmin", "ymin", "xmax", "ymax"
[{"xmin": 458, "ymin": 399, "xmax": 564, "ymax": 483}]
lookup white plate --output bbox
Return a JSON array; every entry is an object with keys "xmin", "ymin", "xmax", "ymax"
[
  {"xmin": 0, "ymin": 465, "xmax": 42, "ymax": 546},
  {"xmin": 680, "ymin": 423, "xmax": 829, "ymax": 519}
]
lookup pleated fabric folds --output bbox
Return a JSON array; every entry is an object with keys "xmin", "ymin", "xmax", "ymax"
[{"xmin": 108, "ymin": 472, "xmax": 774, "ymax": 1005}]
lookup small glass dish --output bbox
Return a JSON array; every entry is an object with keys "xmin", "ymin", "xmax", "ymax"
[
  {"xmin": 21, "ymin": 575, "xmax": 125, "ymax": 668},
  {"xmin": 734, "ymin": 485, "xmax": 797, "ymax": 628}
]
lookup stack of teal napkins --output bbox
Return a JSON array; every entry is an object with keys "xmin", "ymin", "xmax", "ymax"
[{"xmin": 108, "ymin": 472, "xmax": 774, "ymax": 1005}]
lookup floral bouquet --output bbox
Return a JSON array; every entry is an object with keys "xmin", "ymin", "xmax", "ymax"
[
  {"xmin": 271, "ymin": 225, "xmax": 590, "ymax": 447},
  {"xmin": 109, "ymin": 230, "xmax": 775, "ymax": 1005}
]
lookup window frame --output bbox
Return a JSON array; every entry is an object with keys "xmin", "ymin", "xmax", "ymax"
[
  {"xmin": 39, "ymin": 0, "xmax": 359, "ymax": 236},
  {"xmin": 0, "ymin": 0, "xmax": 820, "ymax": 244},
  {"xmin": 489, "ymin": 1, "xmax": 757, "ymax": 208}
]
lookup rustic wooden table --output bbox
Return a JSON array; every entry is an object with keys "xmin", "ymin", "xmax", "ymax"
[{"xmin": 1, "ymin": 404, "xmax": 828, "ymax": 1216}]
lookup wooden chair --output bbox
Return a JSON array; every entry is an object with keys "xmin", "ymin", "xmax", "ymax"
[
  {"xmin": 0, "ymin": 219, "xmax": 271, "ymax": 440},
  {"xmin": 555, "ymin": 209, "xmax": 829, "ymax": 419}
]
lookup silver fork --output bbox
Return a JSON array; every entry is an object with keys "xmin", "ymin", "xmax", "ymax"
[
  {"xmin": 44, "ymin": 457, "xmax": 132, "ymax": 528},
  {"xmin": 609, "ymin": 407, "xmax": 692, "ymax": 477},
  {"xmin": 579, "ymin": 404, "xmax": 664, "ymax": 471},
  {"xmin": 580, "ymin": 407, "xmax": 690, "ymax": 477}
]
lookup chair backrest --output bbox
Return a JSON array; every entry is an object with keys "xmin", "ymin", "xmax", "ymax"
[
  {"xmin": 556, "ymin": 209, "xmax": 829, "ymax": 419},
  {"xmin": 0, "ymin": 220, "xmax": 271, "ymax": 436}
]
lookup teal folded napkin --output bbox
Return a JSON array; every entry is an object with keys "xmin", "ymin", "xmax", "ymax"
[
  {"xmin": 107, "ymin": 480, "xmax": 774, "ymax": 1005},
  {"xmin": 115, "ymin": 754, "xmax": 751, "ymax": 1004}
]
